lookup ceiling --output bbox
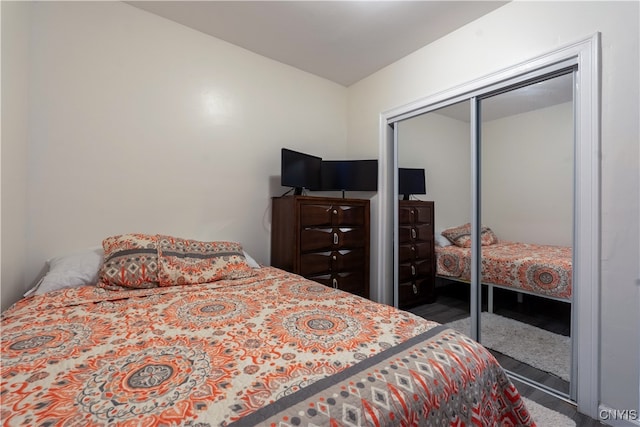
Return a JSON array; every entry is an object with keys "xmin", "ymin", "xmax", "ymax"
[
  {"xmin": 127, "ymin": 1, "xmax": 509, "ymax": 87},
  {"xmin": 127, "ymin": 1, "xmax": 571, "ymax": 119}
]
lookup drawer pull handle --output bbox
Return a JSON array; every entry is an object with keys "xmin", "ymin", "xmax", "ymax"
[
  {"xmin": 410, "ymin": 209, "xmax": 415, "ymax": 216},
  {"xmin": 333, "ymin": 232, "xmax": 339, "ymax": 245},
  {"xmin": 412, "ymin": 283, "xmax": 418, "ymax": 294},
  {"xmin": 411, "ymin": 246, "xmax": 415, "ymax": 252},
  {"xmin": 411, "ymin": 265, "xmax": 416, "ymax": 276},
  {"xmin": 332, "ymin": 255, "xmax": 337, "ymax": 261},
  {"xmin": 332, "ymin": 278, "xmax": 338, "ymax": 289},
  {"xmin": 411, "ymin": 228, "xmax": 417, "ymax": 239},
  {"xmin": 333, "ymin": 209, "xmax": 338, "ymax": 215}
]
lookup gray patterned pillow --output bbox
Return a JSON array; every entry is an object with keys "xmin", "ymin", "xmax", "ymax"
[{"xmin": 98, "ymin": 233, "xmax": 159, "ymax": 289}]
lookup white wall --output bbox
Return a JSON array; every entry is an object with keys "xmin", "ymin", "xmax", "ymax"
[
  {"xmin": 347, "ymin": 0, "xmax": 639, "ymax": 417},
  {"xmin": 0, "ymin": 1, "xmax": 348, "ymax": 310},
  {"xmin": 1, "ymin": 1, "xmax": 30, "ymax": 311},
  {"xmin": 483, "ymin": 102, "xmax": 573, "ymax": 246}
]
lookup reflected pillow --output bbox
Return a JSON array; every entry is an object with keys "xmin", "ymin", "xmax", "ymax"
[
  {"xmin": 441, "ymin": 223, "xmax": 498, "ymax": 248},
  {"xmin": 435, "ymin": 232, "xmax": 452, "ymax": 247}
]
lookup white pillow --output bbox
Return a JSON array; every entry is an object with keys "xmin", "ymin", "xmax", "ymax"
[
  {"xmin": 242, "ymin": 250, "xmax": 261, "ymax": 268},
  {"xmin": 435, "ymin": 232, "xmax": 453, "ymax": 247},
  {"xmin": 24, "ymin": 246, "xmax": 104, "ymax": 297}
]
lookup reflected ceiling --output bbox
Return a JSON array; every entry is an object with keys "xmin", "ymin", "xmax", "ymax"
[{"xmin": 436, "ymin": 73, "xmax": 574, "ymax": 122}]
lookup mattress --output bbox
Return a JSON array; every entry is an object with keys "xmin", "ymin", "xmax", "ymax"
[
  {"xmin": 436, "ymin": 241, "xmax": 572, "ymax": 300},
  {"xmin": 1, "ymin": 266, "xmax": 533, "ymax": 426}
]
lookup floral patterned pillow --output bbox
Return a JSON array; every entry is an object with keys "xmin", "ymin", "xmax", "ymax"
[
  {"xmin": 156, "ymin": 235, "xmax": 255, "ymax": 286},
  {"xmin": 97, "ymin": 233, "xmax": 159, "ymax": 290},
  {"xmin": 441, "ymin": 223, "xmax": 498, "ymax": 248}
]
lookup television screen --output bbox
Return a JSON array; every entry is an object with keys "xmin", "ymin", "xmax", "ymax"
[
  {"xmin": 398, "ymin": 168, "xmax": 426, "ymax": 197},
  {"xmin": 321, "ymin": 160, "xmax": 378, "ymax": 192},
  {"xmin": 281, "ymin": 148, "xmax": 322, "ymax": 193}
]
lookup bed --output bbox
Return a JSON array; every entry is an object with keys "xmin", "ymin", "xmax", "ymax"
[
  {"xmin": 1, "ymin": 234, "xmax": 534, "ymax": 426},
  {"xmin": 436, "ymin": 240, "xmax": 572, "ymax": 311}
]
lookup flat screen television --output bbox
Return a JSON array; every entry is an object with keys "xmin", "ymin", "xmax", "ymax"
[
  {"xmin": 281, "ymin": 148, "xmax": 322, "ymax": 195},
  {"xmin": 321, "ymin": 160, "xmax": 378, "ymax": 194},
  {"xmin": 398, "ymin": 168, "xmax": 426, "ymax": 200}
]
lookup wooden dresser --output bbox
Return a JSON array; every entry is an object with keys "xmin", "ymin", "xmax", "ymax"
[
  {"xmin": 398, "ymin": 200, "xmax": 435, "ymax": 308},
  {"xmin": 271, "ymin": 196, "xmax": 370, "ymax": 299}
]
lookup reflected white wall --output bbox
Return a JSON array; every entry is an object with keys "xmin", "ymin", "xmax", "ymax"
[
  {"xmin": 397, "ymin": 110, "xmax": 471, "ymax": 234},
  {"xmin": 482, "ymin": 101, "xmax": 573, "ymax": 246}
]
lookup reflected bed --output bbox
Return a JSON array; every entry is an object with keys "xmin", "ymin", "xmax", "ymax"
[{"xmin": 436, "ymin": 241, "xmax": 572, "ymax": 310}]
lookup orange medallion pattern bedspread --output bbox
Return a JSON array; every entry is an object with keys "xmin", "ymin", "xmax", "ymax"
[
  {"xmin": 1, "ymin": 267, "xmax": 533, "ymax": 426},
  {"xmin": 436, "ymin": 241, "xmax": 572, "ymax": 300}
]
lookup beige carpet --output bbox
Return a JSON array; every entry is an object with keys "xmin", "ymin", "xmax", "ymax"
[
  {"xmin": 447, "ymin": 312, "xmax": 571, "ymax": 381},
  {"xmin": 523, "ymin": 397, "xmax": 576, "ymax": 427}
]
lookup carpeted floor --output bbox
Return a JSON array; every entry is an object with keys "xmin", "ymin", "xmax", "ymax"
[
  {"xmin": 447, "ymin": 312, "xmax": 571, "ymax": 382},
  {"xmin": 523, "ymin": 397, "xmax": 576, "ymax": 427}
]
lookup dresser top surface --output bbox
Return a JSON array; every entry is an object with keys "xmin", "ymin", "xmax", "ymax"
[{"xmin": 274, "ymin": 195, "xmax": 371, "ymax": 204}]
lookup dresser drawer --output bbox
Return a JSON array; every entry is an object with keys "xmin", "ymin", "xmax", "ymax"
[
  {"xmin": 398, "ymin": 242, "xmax": 432, "ymax": 263},
  {"xmin": 299, "ymin": 249, "xmax": 365, "ymax": 276},
  {"xmin": 300, "ymin": 204, "xmax": 366, "ymax": 227},
  {"xmin": 397, "ymin": 200, "xmax": 435, "ymax": 307},
  {"xmin": 398, "ymin": 276, "xmax": 435, "ymax": 308},
  {"xmin": 307, "ymin": 271, "xmax": 367, "ymax": 298},
  {"xmin": 300, "ymin": 227, "xmax": 366, "ymax": 252},
  {"xmin": 398, "ymin": 224, "xmax": 433, "ymax": 243},
  {"xmin": 398, "ymin": 205, "xmax": 433, "ymax": 225},
  {"xmin": 271, "ymin": 195, "xmax": 370, "ymax": 300},
  {"xmin": 398, "ymin": 259, "xmax": 433, "ymax": 282}
]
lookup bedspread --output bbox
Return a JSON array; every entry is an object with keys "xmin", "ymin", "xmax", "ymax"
[
  {"xmin": 436, "ymin": 241, "xmax": 572, "ymax": 300},
  {"xmin": 1, "ymin": 267, "xmax": 533, "ymax": 426}
]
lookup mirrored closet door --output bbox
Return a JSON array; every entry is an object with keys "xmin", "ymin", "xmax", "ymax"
[
  {"xmin": 396, "ymin": 69, "xmax": 576, "ymax": 398},
  {"xmin": 478, "ymin": 72, "xmax": 574, "ymax": 396},
  {"xmin": 396, "ymin": 100, "xmax": 472, "ymax": 336}
]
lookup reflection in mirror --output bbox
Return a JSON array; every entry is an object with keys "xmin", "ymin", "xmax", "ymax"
[
  {"xmin": 397, "ymin": 100, "xmax": 473, "ymax": 337},
  {"xmin": 399, "ymin": 73, "xmax": 575, "ymax": 397},
  {"xmin": 479, "ymin": 72, "xmax": 574, "ymax": 396}
]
